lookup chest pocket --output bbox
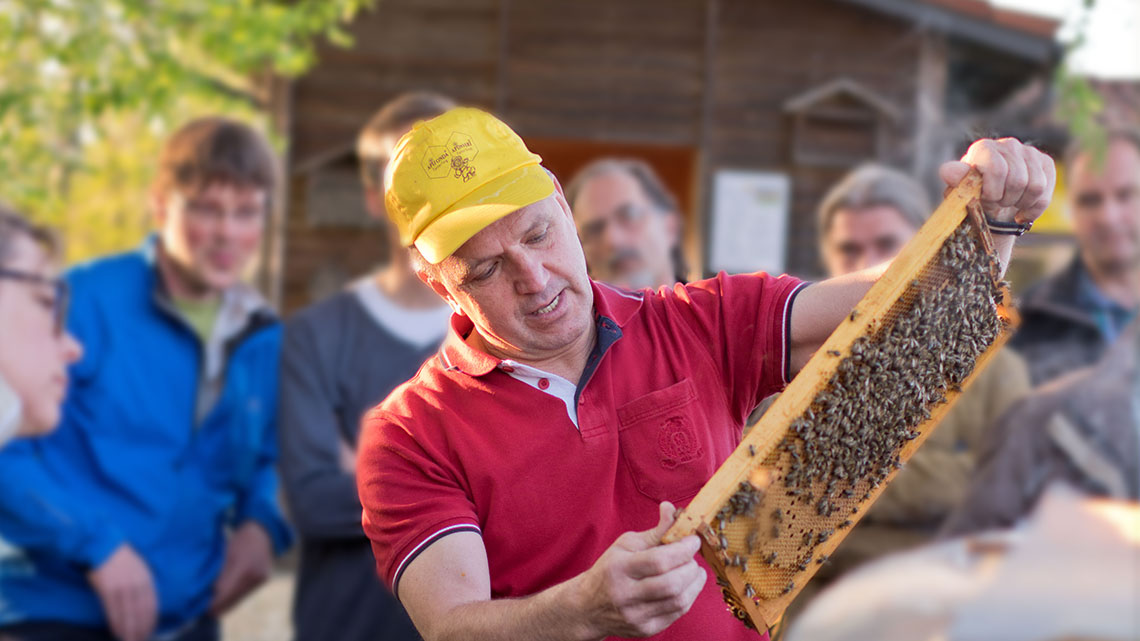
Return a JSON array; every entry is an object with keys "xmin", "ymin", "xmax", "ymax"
[{"xmin": 617, "ymin": 378, "xmax": 715, "ymax": 504}]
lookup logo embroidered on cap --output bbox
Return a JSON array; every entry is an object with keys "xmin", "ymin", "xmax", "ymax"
[
  {"xmin": 657, "ymin": 416, "xmax": 703, "ymax": 469},
  {"xmin": 422, "ymin": 132, "xmax": 479, "ymax": 182}
]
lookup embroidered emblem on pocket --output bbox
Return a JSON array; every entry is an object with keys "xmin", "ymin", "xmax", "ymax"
[{"xmin": 658, "ymin": 416, "xmax": 703, "ymax": 469}]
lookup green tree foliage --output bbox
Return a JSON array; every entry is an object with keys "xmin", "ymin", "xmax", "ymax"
[
  {"xmin": 1054, "ymin": 0, "xmax": 1107, "ymax": 167},
  {"xmin": 0, "ymin": 0, "xmax": 375, "ymax": 261}
]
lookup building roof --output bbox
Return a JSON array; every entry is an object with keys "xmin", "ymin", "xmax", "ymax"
[
  {"xmin": 835, "ymin": 0, "xmax": 1061, "ymax": 62},
  {"xmin": 1089, "ymin": 78, "xmax": 1140, "ymax": 128}
]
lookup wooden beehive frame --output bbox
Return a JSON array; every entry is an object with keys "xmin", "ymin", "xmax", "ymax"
[{"xmin": 662, "ymin": 170, "xmax": 1018, "ymax": 632}]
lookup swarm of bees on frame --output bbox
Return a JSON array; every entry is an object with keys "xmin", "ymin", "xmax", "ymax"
[{"xmin": 709, "ymin": 223, "xmax": 1007, "ymax": 627}]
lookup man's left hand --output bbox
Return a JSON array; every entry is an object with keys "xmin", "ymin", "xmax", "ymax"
[
  {"xmin": 939, "ymin": 138, "xmax": 1056, "ymax": 225},
  {"xmin": 209, "ymin": 521, "xmax": 274, "ymax": 616}
]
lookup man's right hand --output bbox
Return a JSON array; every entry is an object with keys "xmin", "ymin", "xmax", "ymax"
[
  {"xmin": 87, "ymin": 544, "xmax": 158, "ymax": 641},
  {"xmin": 571, "ymin": 501, "xmax": 707, "ymax": 639}
]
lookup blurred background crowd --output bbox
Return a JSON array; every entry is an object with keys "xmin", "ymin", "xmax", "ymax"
[{"xmin": 0, "ymin": 1, "xmax": 1136, "ymax": 640}]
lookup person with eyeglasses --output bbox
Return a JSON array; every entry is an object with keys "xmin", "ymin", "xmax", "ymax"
[
  {"xmin": 0, "ymin": 205, "xmax": 82, "ymax": 446},
  {"xmin": 0, "ymin": 118, "xmax": 292, "ymax": 641},
  {"xmin": 565, "ymin": 158, "xmax": 688, "ymax": 290}
]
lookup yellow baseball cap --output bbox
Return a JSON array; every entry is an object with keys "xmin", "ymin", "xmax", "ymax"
[{"xmin": 383, "ymin": 107, "xmax": 555, "ymax": 264}]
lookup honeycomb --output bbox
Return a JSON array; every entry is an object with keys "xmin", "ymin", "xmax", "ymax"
[{"xmin": 663, "ymin": 172, "xmax": 1017, "ymax": 633}]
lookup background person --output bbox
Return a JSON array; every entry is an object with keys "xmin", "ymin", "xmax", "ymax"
[
  {"xmin": 941, "ymin": 316, "xmax": 1139, "ymax": 537},
  {"xmin": 0, "ymin": 206, "xmax": 82, "ymax": 446},
  {"xmin": 1010, "ymin": 128, "xmax": 1140, "ymax": 385},
  {"xmin": 0, "ymin": 117, "xmax": 293, "ymax": 641},
  {"xmin": 278, "ymin": 91, "xmax": 455, "ymax": 641},
  {"xmin": 565, "ymin": 158, "xmax": 687, "ymax": 290}
]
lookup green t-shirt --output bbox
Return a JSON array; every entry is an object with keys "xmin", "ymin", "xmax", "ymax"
[{"xmin": 173, "ymin": 296, "xmax": 222, "ymax": 344}]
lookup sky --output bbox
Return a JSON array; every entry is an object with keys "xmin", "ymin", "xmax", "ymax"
[{"xmin": 992, "ymin": 0, "xmax": 1140, "ymax": 79}]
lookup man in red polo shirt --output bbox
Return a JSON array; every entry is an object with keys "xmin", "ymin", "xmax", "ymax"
[{"xmin": 357, "ymin": 107, "xmax": 1055, "ymax": 640}]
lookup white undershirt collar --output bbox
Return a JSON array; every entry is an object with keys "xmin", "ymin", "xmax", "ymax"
[{"xmin": 497, "ymin": 359, "xmax": 579, "ymax": 428}]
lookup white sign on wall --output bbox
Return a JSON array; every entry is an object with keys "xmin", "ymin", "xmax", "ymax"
[{"xmin": 708, "ymin": 169, "xmax": 790, "ymax": 275}]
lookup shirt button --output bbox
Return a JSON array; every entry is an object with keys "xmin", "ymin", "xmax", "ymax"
[
  {"xmin": 500, "ymin": 365, "xmax": 515, "ymax": 373},
  {"xmin": 538, "ymin": 378, "xmax": 550, "ymax": 390}
]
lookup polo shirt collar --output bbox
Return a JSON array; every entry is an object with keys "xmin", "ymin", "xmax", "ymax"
[
  {"xmin": 436, "ymin": 279, "xmax": 644, "ymax": 377},
  {"xmin": 439, "ymin": 314, "xmax": 500, "ymax": 376}
]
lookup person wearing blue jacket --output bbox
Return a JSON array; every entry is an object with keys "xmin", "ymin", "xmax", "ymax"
[{"xmin": 0, "ymin": 117, "xmax": 293, "ymax": 641}]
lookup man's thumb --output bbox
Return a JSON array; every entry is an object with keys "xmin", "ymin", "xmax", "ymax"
[{"xmin": 644, "ymin": 501, "xmax": 678, "ymax": 545}]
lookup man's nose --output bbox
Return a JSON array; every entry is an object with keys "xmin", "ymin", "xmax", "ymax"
[
  {"xmin": 513, "ymin": 252, "xmax": 550, "ymax": 295},
  {"xmin": 62, "ymin": 331, "xmax": 83, "ymax": 365}
]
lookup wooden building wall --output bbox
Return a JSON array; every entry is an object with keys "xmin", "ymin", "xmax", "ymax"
[{"xmin": 280, "ymin": 0, "xmax": 990, "ymax": 314}]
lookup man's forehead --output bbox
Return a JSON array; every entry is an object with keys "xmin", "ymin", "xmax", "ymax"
[
  {"xmin": 178, "ymin": 181, "xmax": 268, "ymax": 204},
  {"xmin": 1073, "ymin": 140, "xmax": 1140, "ymax": 183},
  {"xmin": 580, "ymin": 170, "xmax": 652, "ymax": 210}
]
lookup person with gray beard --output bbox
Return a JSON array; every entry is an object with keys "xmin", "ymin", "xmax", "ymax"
[{"xmin": 566, "ymin": 158, "xmax": 687, "ymax": 290}]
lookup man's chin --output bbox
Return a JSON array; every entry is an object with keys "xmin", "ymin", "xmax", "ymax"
[
  {"xmin": 198, "ymin": 269, "xmax": 244, "ymax": 293},
  {"xmin": 616, "ymin": 271, "xmax": 656, "ymax": 290}
]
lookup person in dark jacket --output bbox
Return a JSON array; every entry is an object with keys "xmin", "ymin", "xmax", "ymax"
[
  {"xmin": 1010, "ymin": 128, "xmax": 1140, "ymax": 385},
  {"xmin": 278, "ymin": 91, "xmax": 455, "ymax": 641},
  {"xmin": 0, "ymin": 118, "xmax": 293, "ymax": 641},
  {"xmin": 941, "ymin": 317, "xmax": 1139, "ymax": 536}
]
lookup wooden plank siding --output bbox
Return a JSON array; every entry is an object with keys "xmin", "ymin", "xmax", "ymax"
[{"xmin": 278, "ymin": 0, "xmax": 973, "ymax": 313}]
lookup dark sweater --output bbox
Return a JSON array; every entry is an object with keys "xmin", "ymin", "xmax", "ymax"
[{"xmin": 279, "ymin": 288, "xmax": 445, "ymax": 641}]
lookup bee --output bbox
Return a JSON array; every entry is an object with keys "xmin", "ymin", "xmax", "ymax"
[
  {"xmin": 781, "ymin": 580, "xmax": 796, "ymax": 595},
  {"xmin": 849, "ymin": 310, "xmax": 860, "ymax": 322},
  {"xmin": 744, "ymin": 583, "xmax": 755, "ymax": 599},
  {"xmin": 817, "ymin": 554, "xmax": 829, "ymax": 564},
  {"xmin": 719, "ymin": 533, "xmax": 728, "ymax": 550},
  {"xmin": 747, "ymin": 444, "xmax": 756, "ymax": 457},
  {"xmin": 827, "ymin": 349, "xmax": 841, "ymax": 357}
]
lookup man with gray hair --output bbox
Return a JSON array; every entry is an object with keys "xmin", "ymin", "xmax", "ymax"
[
  {"xmin": 565, "ymin": 158, "xmax": 687, "ymax": 289},
  {"xmin": 816, "ymin": 164, "xmax": 934, "ymax": 276}
]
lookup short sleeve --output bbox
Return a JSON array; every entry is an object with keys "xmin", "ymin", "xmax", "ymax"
[
  {"xmin": 357, "ymin": 406, "xmax": 481, "ymax": 595},
  {"xmin": 661, "ymin": 272, "xmax": 807, "ymax": 424}
]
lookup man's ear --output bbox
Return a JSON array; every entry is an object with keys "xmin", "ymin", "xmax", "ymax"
[
  {"xmin": 415, "ymin": 268, "xmax": 465, "ymax": 317},
  {"xmin": 549, "ymin": 174, "xmax": 575, "ymax": 223},
  {"xmin": 664, "ymin": 210, "xmax": 681, "ymax": 246},
  {"xmin": 151, "ymin": 189, "xmax": 169, "ymax": 229},
  {"xmin": 363, "ymin": 188, "xmax": 387, "ymax": 222}
]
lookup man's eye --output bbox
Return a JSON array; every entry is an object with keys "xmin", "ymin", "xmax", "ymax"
[
  {"xmin": 473, "ymin": 264, "xmax": 497, "ymax": 282},
  {"xmin": 527, "ymin": 231, "xmax": 548, "ymax": 244}
]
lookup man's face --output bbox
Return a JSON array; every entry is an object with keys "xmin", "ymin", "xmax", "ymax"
[
  {"xmin": 822, "ymin": 205, "xmax": 917, "ymax": 277},
  {"xmin": 572, "ymin": 170, "xmax": 679, "ymax": 289},
  {"xmin": 1069, "ymin": 139, "xmax": 1140, "ymax": 277},
  {"xmin": 423, "ymin": 193, "xmax": 595, "ymax": 363},
  {"xmin": 0, "ymin": 234, "xmax": 82, "ymax": 435},
  {"xmin": 155, "ymin": 181, "xmax": 267, "ymax": 293}
]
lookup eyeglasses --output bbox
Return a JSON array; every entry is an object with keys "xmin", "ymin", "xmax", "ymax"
[
  {"xmin": 578, "ymin": 204, "xmax": 651, "ymax": 246},
  {"xmin": 0, "ymin": 268, "xmax": 70, "ymax": 336}
]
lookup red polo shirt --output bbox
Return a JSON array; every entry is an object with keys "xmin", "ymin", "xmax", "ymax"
[{"xmin": 359, "ymin": 272, "xmax": 806, "ymax": 640}]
